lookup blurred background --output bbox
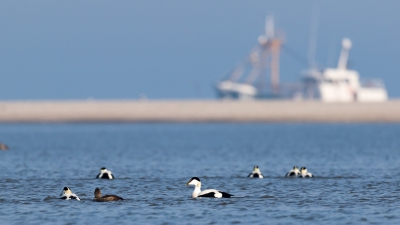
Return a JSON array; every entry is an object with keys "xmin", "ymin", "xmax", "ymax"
[{"xmin": 0, "ymin": 0, "xmax": 399, "ymax": 100}]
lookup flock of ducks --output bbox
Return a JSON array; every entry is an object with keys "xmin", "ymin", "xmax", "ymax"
[
  {"xmin": 2, "ymin": 145, "xmax": 123, "ymax": 202},
  {"xmin": 61, "ymin": 165, "xmax": 313, "ymax": 201},
  {"xmin": 60, "ymin": 167, "xmax": 123, "ymax": 202},
  {"xmin": 285, "ymin": 166, "xmax": 314, "ymax": 178},
  {"xmin": 186, "ymin": 165, "xmax": 313, "ymax": 199},
  {"xmin": 3, "ymin": 142, "xmax": 314, "ymax": 201},
  {"xmin": 246, "ymin": 165, "xmax": 313, "ymax": 179}
]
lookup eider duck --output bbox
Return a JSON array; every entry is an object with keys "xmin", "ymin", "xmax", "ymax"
[
  {"xmin": 185, "ymin": 177, "xmax": 233, "ymax": 198},
  {"xmin": 285, "ymin": 166, "xmax": 300, "ymax": 177},
  {"xmin": 93, "ymin": 188, "xmax": 123, "ymax": 202},
  {"xmin": 299, "ymin": 167, "xmax": 313, "ymax": 178},
  {"xmin": 59, "ymin": 187, "xmax": 80, "ymax": 201},
  {"xmin": 0, "ymin": 142, "xmax": 8, "ymax": 150},
  {"xmin": 248, "ymin": 166, "xmax": 264, "ymax": 178},
  {"xmin": 96, "ymin": 167, "xmax": 115, "ymax": 179}
]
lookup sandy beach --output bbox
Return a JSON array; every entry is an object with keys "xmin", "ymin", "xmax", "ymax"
[{"xmin": 0, "ymin": 100, "xmax": 399, "ymax": 123}]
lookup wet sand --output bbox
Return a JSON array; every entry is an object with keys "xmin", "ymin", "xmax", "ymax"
[{"xmin": 0, "ymin": 100, "xmax": 399, "ymax": 123}]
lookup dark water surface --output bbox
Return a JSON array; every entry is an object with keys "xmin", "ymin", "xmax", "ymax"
[{"xmin": 1, "ymin": 123, "xmax": 400, "ymax": 224}]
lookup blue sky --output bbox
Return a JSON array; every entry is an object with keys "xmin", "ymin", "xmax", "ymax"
[{"xmin": 0, "ymin": 0, "xmax": 399, "ymax": 100}]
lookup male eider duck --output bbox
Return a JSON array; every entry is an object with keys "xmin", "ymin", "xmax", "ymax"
[
  {"xmin": 93, "ymin": 188, "xmax": 123, "ymax": 202},
  {"xmin": 96, "ymin": 167, "xmax": 114, "ymax": 179},
  {"xmin": 299, "ymin": 167, "xmax": 313, "ymax": 178},
  {"xmin": 248, "ymin": 166, "xmax": 264, "ymax": 178},
  {"xmin": 285, "ymin": 166, "xmax": 300, "ymax": 177},
  {"xmin": 60, "ymin": 187, "xmax": 80, "ymax": 201},
  {"xmin": 185, "ymin": 177, "xmax": 233, "ymax": 198}
]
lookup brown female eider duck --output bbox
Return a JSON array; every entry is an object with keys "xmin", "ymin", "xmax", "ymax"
[
  {"xmin": 93, "ymin": 188, "xmax": 123, "ymax": 202},
  {"xmin": 0, "ymin": 142, "xmax": 8, "ymax": 150}
]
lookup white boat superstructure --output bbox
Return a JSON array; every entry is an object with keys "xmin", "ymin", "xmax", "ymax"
[
  {"xmin": 302, "ymin": 38, "xmax": 388, "ymax": 102},
  {"xmin": 217, "ymin": 80, "xmax": 258, "ymax": 100}
]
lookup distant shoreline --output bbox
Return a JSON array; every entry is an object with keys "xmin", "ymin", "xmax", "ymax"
[{"xmin": 0, "ymin": 100, "xmax": 400, "ymax": 123}]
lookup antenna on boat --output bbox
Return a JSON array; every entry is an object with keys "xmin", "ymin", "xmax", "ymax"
[
  {"xmin": 266, "ymin": 15, "xmax": 274, "ymax": 39},
  {"xmin": 258, "ymin": 15, "xmax": 274, "ymax": 45},
  {"xmin": 307, "ymin": 4, "xmax": 320, "ymax": 70},
  {"xmin": 337, "ymin": 38, "xmax": 352, "ymax": 70}
]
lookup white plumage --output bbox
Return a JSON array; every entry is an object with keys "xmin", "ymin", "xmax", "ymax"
[
  {"xmin": 185, "ymin": 177, "xmax": 233, "ymax": 198},
  {"xmin": 96, "ymin": 167, "xmax": 115, "ymax": 179},
  {"xmin": 299, "ymin": 167, "xmax": 313, "ymax": 178},
  {"xmin": 60, "ymin": 187, "xmax": 80, "ymax": 201},
  {"xmin": 248, "ymin": 166, "xmax": 264, "ymax": 178},
  {"xmin": 285, "ymin": 166, "xmax": 300, "ymax": 177}
]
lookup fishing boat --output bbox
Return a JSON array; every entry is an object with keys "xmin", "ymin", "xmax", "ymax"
[
  {"xmin": 301, "ymin": 38, "xmax": 388, "ymax": 102},
  {"xmin": 216, "ymin": 17, "xmax": 388, "ymax": 102}
]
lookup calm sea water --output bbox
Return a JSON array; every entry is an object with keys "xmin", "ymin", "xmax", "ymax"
[{"xmin": 1, "ymin": 123, "xmax": 400, "ymax": 224}]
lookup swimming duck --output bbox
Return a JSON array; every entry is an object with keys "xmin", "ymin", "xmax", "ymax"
[
  {"xmin": 285, "ymin": 166, "xmax": 300, "ymax": 177},
  {"xmin": 185, "ymin": 177, "xmax": 233, "ymax": 198},
  {"xmin": 93, "ymin": 188, "xmax": 124, "ymax": 202},
  {"xmin": 96, "ymin": 167, "xmax": 114, "ymax": 179},
  {"xmin": 59, "ymin": 187, "xmax": 80, "ymax": 201},
  {"xmin": 299, "ymin": 167, "xmax": 313, "ymax": 178},
  {"xmin": 0, "ymin": 142, "xmax": 8, "ymax": 150},
  {"xmin": 247, "ymin": 166, "xmax": 264, "ymax": 178}
]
